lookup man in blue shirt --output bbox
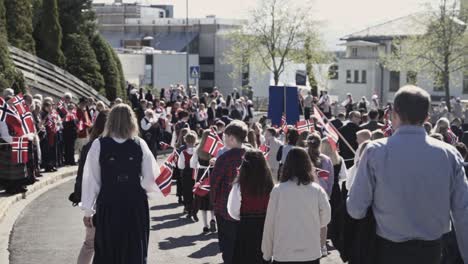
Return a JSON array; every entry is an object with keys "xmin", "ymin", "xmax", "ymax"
[{"xmin": 347, "ymin": 85, "xmax": 468, "ymax": 264}]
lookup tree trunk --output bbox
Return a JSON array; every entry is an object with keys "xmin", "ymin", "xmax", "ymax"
[
  {"xmin": 444, "ymin": 54, "xmax": 451, "ymax": 112},
  {"xmin": 274, "ymin": 71, "xmax": 280, "ymax": 86}
]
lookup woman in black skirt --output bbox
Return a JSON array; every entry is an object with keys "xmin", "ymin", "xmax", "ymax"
[
  {"xmin": 190, "ymin": 130, "xmax": 216, "ymax": 233},
  {"xmin": 81, "ymin": 104, "xmax": 160, "ymax": 264},
  {"xmin": 227, "ymin": 150, "xmax": 274, "ymax": 264}
]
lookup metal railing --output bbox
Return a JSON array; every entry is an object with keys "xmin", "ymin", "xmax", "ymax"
[{"xmin": 8, "ymin": 46, "xmax": 110, "ymax": 105}]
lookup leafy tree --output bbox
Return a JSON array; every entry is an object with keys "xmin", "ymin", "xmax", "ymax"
[
  {"xmin": 0, "ymin": 0, "xmax": 24, "ymax": 93},
  {"xmin": 57, "ymin": 0, "xmax": 93, "ymax": 35},
  {"xmin": 5, "ymin": 0, "xmax": 36, "ymax": 54},
  {"xmin": 63, "ymin": 33, "xmax": 104, "ymax": 92},
  {"xmin": 110, "ymin": 47, "xmax": 127, "ymax": 99},
  {"xmin": 34, "ymin": 0, "xmax": 66, "ymax": 67},
  {"xmin": 225, "ymin": 0, "xmax": 324, "ymax": 87},
  {"xmin": 91, "ymin": 35, "xmax": 119, "ymax": 101},
  {"xmin": 382, "ymin": 0, "xmax": 468, "ymax": 111}
]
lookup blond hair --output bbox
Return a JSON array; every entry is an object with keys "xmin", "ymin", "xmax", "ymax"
[
  {"xmin": 103, "ymin": 104, "xmax": 139, "ymax": 139},
  {"xmin": 320, "ymin": 138, "xmax": 340, "ymax": 165}
]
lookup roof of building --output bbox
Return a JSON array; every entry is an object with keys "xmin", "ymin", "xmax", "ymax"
[
  {"xmin": 341, "ymin": 13, "xmax": 430, "ymax": 40},
  {"xmin": 339, "ymin": 40, "xmax": 380, "ymax": 47}
]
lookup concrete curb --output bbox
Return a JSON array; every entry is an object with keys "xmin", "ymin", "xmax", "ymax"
[{"xmin": 0, "ymin": 167, "xmax": 78, "ymax": 224}]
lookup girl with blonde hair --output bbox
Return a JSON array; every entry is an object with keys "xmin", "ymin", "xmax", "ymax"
[{"xmin": 81, "ymin": 103, "xmax": 160, "ymax": 264}]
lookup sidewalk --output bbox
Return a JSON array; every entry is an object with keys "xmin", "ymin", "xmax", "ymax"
[{"xmin": 0, "ymin": 166, "xmax": 78, "ymax": 224}]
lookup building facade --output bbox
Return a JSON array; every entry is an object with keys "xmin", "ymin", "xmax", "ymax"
[
  {"xmin": 326, "ymin": 13, "xmax": 468, "ymax": 104},
  {"xmin": 92, "ymin": 2, "xmax": 244, "ymax": 96}
]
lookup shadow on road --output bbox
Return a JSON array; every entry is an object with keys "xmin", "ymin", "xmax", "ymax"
[
  {"xmin": 159, "ymin": 233, "xmax": 218, "ymax": 251},
  {"xmin": 150, "ymin": 202, "xmax": 180, "ymax": 211},
  {"xmin": 151, "ymin": 212, "xmax": 185, "ymax": 222},
  {"xmin": 151, "ymin": 217, "xmax": 194, "ymax": 230},
  {"xmin": 188, "ymin": 241, "xmax": 220, "ymax": 259}
]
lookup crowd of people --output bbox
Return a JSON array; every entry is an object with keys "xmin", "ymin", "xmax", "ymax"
[{"xmin": 1, "ymin": 83, "xmax": 468, "ymax": 264}]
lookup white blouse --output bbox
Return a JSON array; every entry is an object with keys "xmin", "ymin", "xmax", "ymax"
[
  {"xmin": 177, "ymin": 147, "xmax": 194, "ymax": 170},
  {"xmin": 80, "ymin": 137, "xmax": 160, "ymax": 217},
  {"xmin": 227, "ymin": 183, "xmax": 242, "ymax": 221}
]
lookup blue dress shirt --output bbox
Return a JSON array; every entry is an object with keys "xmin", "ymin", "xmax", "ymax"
[{"xmin": 347, "ymin": 125, "xmax": 468, "ymax": 262}]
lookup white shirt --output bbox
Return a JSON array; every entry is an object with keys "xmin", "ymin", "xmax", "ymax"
[
  {"xmin": 80, "ymin": 137, "xmax": 160, "ymax": 217},
  {"xmin": 227, "ymin": 183, "xmax": 242, "ymax": 220},
  {"xmin": 140, "ymin": 117, "xmax": 155, "ymax": 131},
  {"xmin": 262, "ymin": 181, "xmax": 331, "ymax": 262},
  {"xmin": 177, "ymin": 147, "xmax": 194, "ymax": 170}
]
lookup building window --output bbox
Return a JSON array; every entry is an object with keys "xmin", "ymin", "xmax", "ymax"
[
  {"xmin": 354, "ymin": 70, "xmax": 359, "ymax": 83},
  {"xmin": 200, "ymin": 72, "xmax": 214, "ymax": 80},
  {"xmin": 328, "ymin": 65, "xmax": 339, "ymax": 80},
  {"xmin": 406, "ymin": 71, "xmax": 417, "ymax": 84},
  {"xmin": 346, "ymin": 70, "xmax": 352, "ymax": 83},
  {"xmin": 159, "ymin": 12, "xmax": 164, "ymax": 18},
  {"xmin": 389, "ymin": 71, "xmax": 400, "ymax": 92},
  {"xmin": 361, "ymin": 70, "xmax": 367, "ymax": 83},
  {"xmin": 199, "ymin": 57, "xmax": 215, "ymax": 65},
  {"xmin": 351, "ymin": 48, "xmax": 358, "ymax": 57},
  {"xmin": 434, "ymin": 72, "xmax": 444, "ymax": 92},
  {"xmin": 464, "ymin": 74, "xmax": 468, "ymax": 94}
]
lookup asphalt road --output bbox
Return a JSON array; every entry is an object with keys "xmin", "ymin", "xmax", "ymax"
[{"xmin": 9, "ymin": 180, "xmax": 344, "ymax": 264}]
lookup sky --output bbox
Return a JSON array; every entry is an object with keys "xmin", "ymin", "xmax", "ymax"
[{"xmin": 93, "ymin": 0, "xmax": 441, "ymax": 50}]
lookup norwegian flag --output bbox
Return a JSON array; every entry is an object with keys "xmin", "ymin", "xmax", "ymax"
[
  {"xmin": 8, "ymin": 93, "xmax": 27, "ymax": 115},
  {"xmin": 65, "ymin": 112, "xmax": 77, "ymax": 122},
  {"xmin": 11, "ymin": 137, "xmax": 29, "ymax": 164},
  {"xmin": 280, "ymin": 114, "xmax": 287, "ymax": 127},
  {"xmin": 0, "ymin": 98, "xmax": 25, "ymax": 136},
  {"xmin": 296, "ymin": 119, "xmax": 315, "ymax": 134},
  {"xmin": 160, "ymin": 142, "xmax": 171, "ymax": 150},
  {"xmin": 316, "ymin": 168, "xmax": 330, "ymax": 181},
  {"xmin": 313, "ymin": 105, "xmax": 339, "ymax": 151},
  {"xmin": 193, "ymin": 174, "xmax": 210, "ymax": 197},
  {"xmin": 155, "ymin": 151, "xmax": 178, "ymax": 196},
  {"xmin": 57, "ymin": 100, "xmax": 67, "ymax": 116},
  {"xmin": 20, "ymin": 112, "xmax": 36, "ymax": 134},
  {"xmin": 259, "ymin": 144, "xmax": 270, "ymax": 160},
  {"xmin": 202, "ymin": 128, "xmax": 224, "ymax": 157}
]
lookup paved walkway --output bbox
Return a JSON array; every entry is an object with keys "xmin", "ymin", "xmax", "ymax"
[{"xmin": 9, "ymin": 179, "xmax": 345, "ymax": 263}]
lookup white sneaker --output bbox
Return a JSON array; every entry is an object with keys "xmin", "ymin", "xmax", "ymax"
[{"xmin": 321, "ymin": 246, "xmax": 329, "ymax": 257}]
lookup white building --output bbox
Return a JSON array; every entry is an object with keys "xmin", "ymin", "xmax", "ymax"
[
  {"xmin": 117, "ymin": 49, "xmax": 199, "ymax": 91},
  {"xmin": 326, "ymin": 13, "xmax": 468, "ymax": 104}
]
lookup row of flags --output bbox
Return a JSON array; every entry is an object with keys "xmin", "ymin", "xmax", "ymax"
[
  {"xmin": 155, "ymin": 105, "xmax": 342, "ymax": 197},
  {"xmin": 278, "ymin": 105, "xmax": 340, "ymax": 150},
  {"xmin": 0, "ymin": 94, "xmax": 37, "ymax": 164}
]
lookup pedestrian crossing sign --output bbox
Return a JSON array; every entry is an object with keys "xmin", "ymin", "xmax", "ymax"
[{"xmin": 190, "ymin": 66, "xmax": 200, "ymax": 79}]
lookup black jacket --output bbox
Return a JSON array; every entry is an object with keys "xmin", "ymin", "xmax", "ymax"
[
  {"xmin": 69, "ymin": 141, "xmax": 93, "ymax": 205},
  {"xmin": 339, "ymin": 122, "xmax": 361, "ymax": 168},
  {"xmin": 360, "ymin": 121, "xmax": 384, "ymax": 132}
]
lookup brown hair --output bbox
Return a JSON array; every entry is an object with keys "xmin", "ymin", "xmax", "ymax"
[
  {"xmin": 176, "ymin": 128, "xmax": 191, "ymax": 148},
  {"xmin": 235, "ymin": 150, "xmax": 274, "ymax": 196},
  {"xmin": 89, "ymin": 110, "xmax": 110, "ymax": 141},
  {"xmin": 306, "ymin": 133, "xmax": 322, "ymax": 168},
  {"xmin": 286, "ymin": 128, "xmax": 299, "ymax": 145},
  {"xmin": 281, "ymin": 147, "xmax": 318, "ymax": 185},
  {"xmin": 247, "ymin": 130, "xmax": 257, "ymax": 149},
  {"xmin": 224, "ymin": 120, "xmax": 248, "ymax": 143},
  {"xmin": 103, "ymin": 104, "xmax": 139, "ymax": 139},
  {"xmin": 394, "ymin": 85, "xmax": 430, "ymax": 125},
  {"xmin": 184, "ymin": 131, "xmax": 198, "ymax": 145}
]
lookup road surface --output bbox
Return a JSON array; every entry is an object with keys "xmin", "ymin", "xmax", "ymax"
[{"xmin": 9, "ymin": 180, "xmax": 344, "ymax": 264}]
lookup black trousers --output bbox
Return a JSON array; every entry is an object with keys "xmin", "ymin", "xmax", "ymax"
[
  {"xmin": 304, "ymin": 107, "xmax": 311, "ymax": 120},
  {"xmin": 216, "ymin": 215, "xmax": 239, "ymax": 264},
  {"xmin": 376, "ymin": 236, "xmax": 442, "ymax": 264},
  {"xmin": 272, "ymin": 260, "xmax": 319, "ymax": 264}
]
